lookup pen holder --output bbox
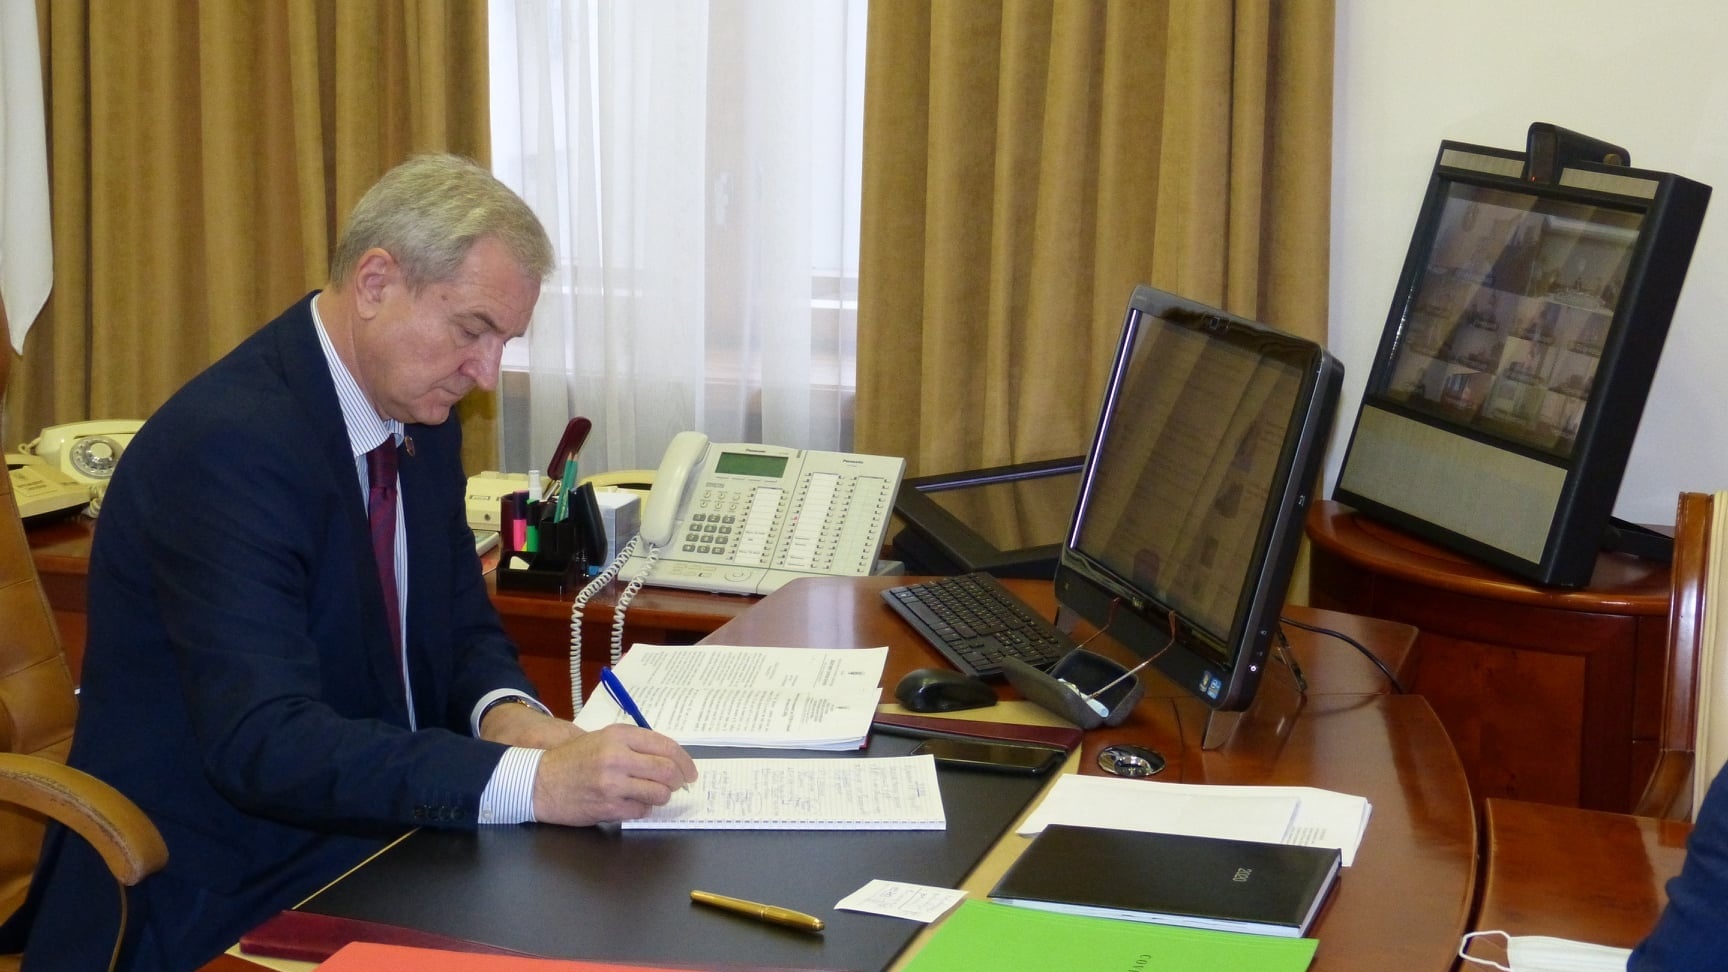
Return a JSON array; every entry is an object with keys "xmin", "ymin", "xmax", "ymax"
[
  {"xmin": 1002, "ymin": 648, "xmax": 1144, "ymax": 729},
  {"xmin": 497, "ymin": 515, "xmax": 588, "ymax": 594}
]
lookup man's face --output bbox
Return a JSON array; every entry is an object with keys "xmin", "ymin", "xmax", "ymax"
[{"xmin": 352, "ymin": 236, "xmax": 540, "ymax": 426}]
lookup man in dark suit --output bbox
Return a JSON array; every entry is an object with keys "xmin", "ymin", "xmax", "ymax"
[{"xmin": 13, "ymin": 155, "xmax": 696, "ymax": 972}]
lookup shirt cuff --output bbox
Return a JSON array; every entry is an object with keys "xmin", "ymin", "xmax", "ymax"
[
  {"xmin": 478, "ymin": 746, "xmax": 543, "ymax": 825},
  {"xmin": 471, "ymin": 688, "xmax": 552, "ymax": 737}
]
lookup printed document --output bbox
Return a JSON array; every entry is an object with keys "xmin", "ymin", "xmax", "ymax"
[
  {"xmin": 574, "ymin": 644, "xmax": 888, "ymax": 750},
  {"xmin": 1019, "ymin": 774, "xmax": 1372, "ymax": 865},
  {"xmin": 622, "ymin": 754, "xmax": 946, "ymax": 830}
]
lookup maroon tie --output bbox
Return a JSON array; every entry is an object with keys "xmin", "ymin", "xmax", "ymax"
[{"xmin": 366, "ymin": 440, "xmax": 402, "ymax": 663}]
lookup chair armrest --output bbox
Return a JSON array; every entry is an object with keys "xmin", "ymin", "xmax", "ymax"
[
  {"xmin": 0, "ymin": 753, "xmax": 166, "ymax": 884},
  {"xmin": 1635, "ymin": 751, "xmax": 1696, "ymax": 820}
]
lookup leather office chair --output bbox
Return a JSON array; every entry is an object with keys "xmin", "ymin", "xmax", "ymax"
[
  {"xmin": 1465, "ymin": 491, "xmax": 1714, "ymax": 958},
  {"xmin": 0, "ymin": 426, "xmax": 167, "ymax": 968}
]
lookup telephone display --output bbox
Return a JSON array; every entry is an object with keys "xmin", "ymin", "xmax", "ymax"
[{"xmin": 622, "ymin": 432, "xmax": 905, "ymax": 595}]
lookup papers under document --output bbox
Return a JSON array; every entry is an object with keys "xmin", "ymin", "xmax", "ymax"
[
  {"xmin": 575, "ymin": 644, "xmax": 888, "ymax": 750},
  {"xmin": 1020, "ymin": 775, "xmax": 1372, "ymax": 866}
]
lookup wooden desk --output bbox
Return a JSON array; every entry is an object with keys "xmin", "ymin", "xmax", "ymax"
[
  {"xmin": 1306, "ymin": 500, "xmax": 1672, "ymax": 812},
  {"xmin": 208, "ymin": 575, "xmax": 1473, "ymax": 972},
  {"xmin": 1465, "ymin": 797, "xmax": 1689, "ymax": 965}
]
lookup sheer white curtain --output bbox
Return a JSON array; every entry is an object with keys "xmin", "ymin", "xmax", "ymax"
[{"xmin": 490, "ymin": 0, "xmax": 866, "ymax": 475}]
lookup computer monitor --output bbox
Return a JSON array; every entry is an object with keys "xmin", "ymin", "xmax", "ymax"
[
  {"xmin": 1053, "ymin": 285, "xmax": 1342, "ymax": 712},
  {"xmin": 1335, "ymin": 132, "xmax": 1710, "ymax": 587}
]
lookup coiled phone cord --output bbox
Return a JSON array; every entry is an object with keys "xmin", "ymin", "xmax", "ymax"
[{"xmin": 568, "ymin": 534, "xmax": 647, "ymax": 717}]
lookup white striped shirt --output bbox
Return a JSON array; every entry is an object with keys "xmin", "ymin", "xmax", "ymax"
[{"xmin": 311, "ymin": 297, "xmax": 542, "ymax": 824}]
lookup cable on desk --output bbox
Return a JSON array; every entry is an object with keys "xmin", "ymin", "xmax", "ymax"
[
  {"xmin": 1277, "ymin": 614, "xmax": 1408, "ymax": 695},
  {"xmin": 1272, "ymin": 628, "xmax": 1309, "ymax": 695}
]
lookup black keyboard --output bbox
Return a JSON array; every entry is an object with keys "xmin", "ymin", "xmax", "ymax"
[{"xmin": 882, "ymin": 572, "xmax": 1075, "ymax": 680}]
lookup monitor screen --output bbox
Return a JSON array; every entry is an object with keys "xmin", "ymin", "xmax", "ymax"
[
  {"xmin": 1385, "ymin": 182, "xmax": 1639, "ymax": 457},
  {"xmin": 1336, "ymin": 139, "xmax": 1710, "ymax": 587},
  {"xmin": 1054, "ymin": 285, "xmax": 1342, "ymax": 711}
]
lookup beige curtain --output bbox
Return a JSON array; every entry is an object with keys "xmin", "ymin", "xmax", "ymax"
[
  {"xmin": 3, "ymin": 0, "xmax": 496, "ymax": 473},
  {"xmin": 857, "ymin": 0, "xmax": 1334, "ymax": 483}
]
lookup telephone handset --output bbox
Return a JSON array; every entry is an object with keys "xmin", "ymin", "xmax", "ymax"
[
  {"xmin": 622, "ymin": 433, "xmax": 906, "ymax": 596},
  {"xmin": 640, "ymin": 430, "xmax": 711, "ymax": 546}
]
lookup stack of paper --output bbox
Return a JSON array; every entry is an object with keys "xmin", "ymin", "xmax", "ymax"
[
  {"xmin": 1019, "ymin": 774, "xmax": 1372, "ymax": 866},
  {"xmin": 573, "ymin": 644, "xmax": 887, "ymax": 750}
]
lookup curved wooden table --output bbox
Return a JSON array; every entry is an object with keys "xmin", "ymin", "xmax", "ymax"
[
  {"xmin": 1464, "ymin": 797, "xmax": 1689, "ymax": 966},
  {"xmin": 708, "ymin": 576, "xmax": 1477, "ymax": 972}
]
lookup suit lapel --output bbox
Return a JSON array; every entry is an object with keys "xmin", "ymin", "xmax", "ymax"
[{"xmin": 271, "ymin": 297, "xmax": 412, "ymax": 724}]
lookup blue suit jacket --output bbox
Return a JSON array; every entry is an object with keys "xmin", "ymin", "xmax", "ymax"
[
  {"xmin": 18, "ymin": 294, "xmax": 539, "ymax": 972},
  {"xmin": 1631, "ymin": 764, "xmax": 1728, "ymax": 969}
]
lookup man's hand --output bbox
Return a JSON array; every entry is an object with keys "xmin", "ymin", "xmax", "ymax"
[
  {"xmin": 479, "ymin": 699, "xmax": 585, "ymax": 749},
  {"xmin": 531, "ymin": 725, "xmax": 699, "ymax": 826}
]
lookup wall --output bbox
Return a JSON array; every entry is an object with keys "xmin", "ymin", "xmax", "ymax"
[{"xmin": 1330, "ymin": 1, "xmax": 1728, "ymax": 525}]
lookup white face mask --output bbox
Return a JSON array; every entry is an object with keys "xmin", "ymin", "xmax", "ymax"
[{"xmin": 1459, "ymin": 930, "xmax": 1632, "ymax": 972}]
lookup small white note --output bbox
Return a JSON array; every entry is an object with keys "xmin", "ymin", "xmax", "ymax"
[{"xmin": 835, "ymin": 880, "xmax": 968, "ymax": 923}]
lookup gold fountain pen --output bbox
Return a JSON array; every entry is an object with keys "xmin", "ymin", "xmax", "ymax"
[{"xmin": 690, "ymin": 890, "xmax": 826, "ymax": 933}]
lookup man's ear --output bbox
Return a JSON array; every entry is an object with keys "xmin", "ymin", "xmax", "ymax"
[{"xmin": 351, "ymin": 248, "xmax": 399, "ymax": 319}]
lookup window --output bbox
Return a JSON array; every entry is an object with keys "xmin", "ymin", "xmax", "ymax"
[{"xmin": 488, "ymin": 0, "xmax": 868, "ymax": 475}]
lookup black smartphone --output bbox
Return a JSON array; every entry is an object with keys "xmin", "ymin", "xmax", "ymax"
[{"xmin": 911, "ymin": 737, "xmax": 1066, "ymax": 776}]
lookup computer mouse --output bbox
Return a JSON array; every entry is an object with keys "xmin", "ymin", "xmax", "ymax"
[{"xmin": 894, "ymin": 668, "xmax": 998, "ymax": 713}]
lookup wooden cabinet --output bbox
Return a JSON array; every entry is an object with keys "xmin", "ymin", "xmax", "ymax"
[{"xmin": 1305, "ymin": 501, "xmax": 1671, "ymax": 812}]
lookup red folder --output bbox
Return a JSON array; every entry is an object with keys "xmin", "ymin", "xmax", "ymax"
[
  {"xmin": 239, "ymin": 909, "xmax": 536, "ymax": 963},
  {"xmin": 245, "ymin": 910, "xmax": 845, "ymax": 971},
  {"xmin": 315, "ymin": 941, "xmax": 698, "ymax": 970},
  {"xmin": 869, "ymin": 711, "xmax": 1084, "ymax": 751}
]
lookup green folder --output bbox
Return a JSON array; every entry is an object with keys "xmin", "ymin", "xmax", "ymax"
[{"xmin": 903, "ymin": 900, "xmax": 1319, "ymax": 972}]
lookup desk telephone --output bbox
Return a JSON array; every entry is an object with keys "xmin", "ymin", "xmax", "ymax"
[
  {"xmin": 7, "ymin": 420, "xmax": 144, "ymax": 520},
  {"xmin": 6, "ymin": 454, "xmax": 88, "ymax": 522},
  {"xmin": 566, "ymin": 432, "xmax": 904, "ymax": 715},
  {"xmin": 17, "ymin": 420, "xmax": 142, "ymax": 484},
  {"xmin": 621, "ymin": 431, "xmax": 905, "ymax": 597}
]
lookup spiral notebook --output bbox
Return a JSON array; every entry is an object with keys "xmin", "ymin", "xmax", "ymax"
[{"xmin": 622, "ymin": 754, "xmax": 947, "ymax": 830}]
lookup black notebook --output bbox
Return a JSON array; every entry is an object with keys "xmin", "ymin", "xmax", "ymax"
[{"xmin": 989, "ymin": 825, "xmax": 1341, "ymax": 938}]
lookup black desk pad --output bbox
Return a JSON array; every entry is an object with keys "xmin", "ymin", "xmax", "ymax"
[{"xmin": 300, "ymin": 733, "xmax": 1049, "ymax": 972}]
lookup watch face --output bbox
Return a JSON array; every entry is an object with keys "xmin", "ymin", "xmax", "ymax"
[{"xmin": 69, "ymin": 435, "xmax": 124, "ymax": 479}]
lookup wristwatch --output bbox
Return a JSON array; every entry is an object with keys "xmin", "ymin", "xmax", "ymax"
[{"xmin": 479, "ymin": 695, "xmax": 543, "ymax": 723}]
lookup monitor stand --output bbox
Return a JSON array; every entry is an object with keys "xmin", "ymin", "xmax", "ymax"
[
  {"xmin": 1602, "ymin": 516, "xmax": 1674, "ymax": 564},
  {"xmin": 1200, "ymin": 650, "xmax": 1308, "ymax": 751}
]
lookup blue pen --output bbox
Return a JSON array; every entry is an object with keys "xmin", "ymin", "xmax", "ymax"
[{"xmin": 599, "ymin": 667, "xmax": 652, "ymax": 729}]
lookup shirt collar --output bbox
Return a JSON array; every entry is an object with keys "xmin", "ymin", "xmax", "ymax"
[{"xmin": 311, "ymin": 293, "xmax": 403, "ymax": 457}]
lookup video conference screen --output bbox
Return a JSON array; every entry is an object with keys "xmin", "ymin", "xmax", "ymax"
[{"xmin": 1382, "ymin": 181, "xmax": 1641, "ymax": 458}]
